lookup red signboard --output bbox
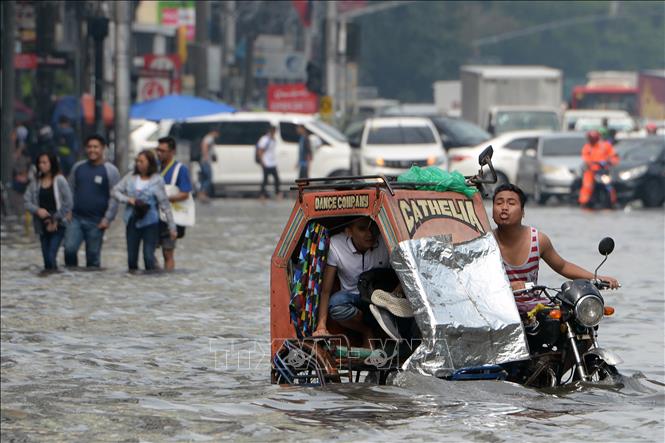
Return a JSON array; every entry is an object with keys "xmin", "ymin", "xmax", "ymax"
[
  {"xmin": 14, "ymin": 53, "xmax": 68, "ymax": 70},
  {"xmin": 14, "ymin": 53, "xmax": 37, "ymax": 70},
  {"xmin": 143, "ymin": 54, "xmax": 182, "ymax": 72},
  {"xmin": 267, "ymin": 83, "xmax": 318, "ymax": 114}
]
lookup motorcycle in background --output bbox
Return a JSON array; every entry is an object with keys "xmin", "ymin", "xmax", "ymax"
[
  {"xmin": 572, "ymin": 161, "xmax": 618, "ymax": 209},
  {"xmin": 504, "ymin": 237, "xmax": 622, "ymax": 388}
]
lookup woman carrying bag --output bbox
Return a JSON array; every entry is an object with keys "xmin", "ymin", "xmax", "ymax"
[
  {"xmin": 24, "ymin": 152, "xmax": 73, "ymax": 270},
  {"xmin": 113, "ymin": 150, "xmax": 176, "ymax": 271}
]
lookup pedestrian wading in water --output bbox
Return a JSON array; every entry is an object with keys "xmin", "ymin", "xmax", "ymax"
[
  {"xmin": 24, "ymin": 152, "xmax": 73, "ymax": 270},
  {"xmin": 113, "ymin": 150, "xmax": 176, "ymax": 271}
]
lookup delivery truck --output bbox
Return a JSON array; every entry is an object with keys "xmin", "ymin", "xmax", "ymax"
[{"xmin": 461, "ymin": 65, "xmax": 563, "ymax": 135}]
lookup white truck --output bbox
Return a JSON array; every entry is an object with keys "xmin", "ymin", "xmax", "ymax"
[{"xmin": 461, "ymin": 65, "xmax": 563, "ymax": 135}]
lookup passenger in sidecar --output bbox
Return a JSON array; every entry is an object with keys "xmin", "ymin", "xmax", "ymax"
[{"xmin": 312, "ymin": 216, "xmax": 393, "ymax": 347}]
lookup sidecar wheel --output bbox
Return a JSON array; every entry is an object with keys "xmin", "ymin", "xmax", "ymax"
[{"xmin": 272, "ymin": 340, "xmax": 341, "ymax": 386}]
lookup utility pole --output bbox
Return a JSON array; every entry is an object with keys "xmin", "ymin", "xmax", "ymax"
[
  {"xmin": 89, "ymin": 15, "xmax": 109, "ymax": 135},
  {"xmin": 325, "ymin": 1, "xmax": 337, "ymax": 112},
  {"xmin": 114, "ymin": 1, "xmax": 131, "ymax": 173},
  {"xmin": 35, "ymin": 1, "xmax": 56, "ymax": 127},
  {"xmin": 222, "ymin": 0, "xmax": 236, "ymax": 103},
  {"xmin": 195, "ymin": 1, "xmax": 209, "ymax": 98},
  {"xmin": 1, "ymin": 0, "xmax": 16, "ymax": 190}
]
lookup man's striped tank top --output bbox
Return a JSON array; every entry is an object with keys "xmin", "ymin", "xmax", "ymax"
[{"xmin": 503, "ymin": 226, "xmax": 540, "ymax": 284}]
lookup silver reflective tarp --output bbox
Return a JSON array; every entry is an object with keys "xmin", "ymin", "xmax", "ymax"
[{"xmin": 391, "ymin": 233, "xmax": 529, "ymax": 377}]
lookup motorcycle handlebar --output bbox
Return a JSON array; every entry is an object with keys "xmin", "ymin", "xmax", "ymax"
[
  {"xmin": 592, "ymin": 279, "xmax": 620, "ymax": 290},
  {"xmin": 511, "ymin": 280, "xmax": 619, "ymax": 295}
]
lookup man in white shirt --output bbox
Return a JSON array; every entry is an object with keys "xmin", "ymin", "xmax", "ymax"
[
  {"xmin": 313, "ymin": 217, "xmax": 390, "ymax": 348},
  {"xmin": 257, "ymin": 125, "xmax": 282, "ymax": 199}
]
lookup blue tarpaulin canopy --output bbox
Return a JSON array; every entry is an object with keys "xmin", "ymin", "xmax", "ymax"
[{"xmin": 129, "ymin": 95, "xmax": 236, "ymax": 121}]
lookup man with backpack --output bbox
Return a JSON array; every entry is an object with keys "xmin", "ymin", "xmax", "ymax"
[{"xmin": 256, "ymin": 125, "xmax": 282, "ymax": 200}]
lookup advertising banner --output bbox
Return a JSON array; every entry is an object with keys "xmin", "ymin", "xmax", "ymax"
[{"xmin": 267, "ymin": 83, "xmax": 318, "ymax": 114}]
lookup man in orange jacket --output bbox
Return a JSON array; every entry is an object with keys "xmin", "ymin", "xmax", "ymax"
[{"xmin": 578, "ymin": 130, "xmax": 619, "ymax": 206}]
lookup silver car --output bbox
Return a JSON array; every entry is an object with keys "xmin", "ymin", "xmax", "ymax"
[{"xmin": 516, "ymin": 132, "xmax": 587, "ymax": 204}]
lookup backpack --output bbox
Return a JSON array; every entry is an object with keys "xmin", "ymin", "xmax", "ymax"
[{"xmin": 254, "ymin": 141, "xmax": 262, "ymax": 164}]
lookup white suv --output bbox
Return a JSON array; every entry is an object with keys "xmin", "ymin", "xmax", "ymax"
[
  {"xmin": 346, "ymin": 117, "xmax": 447, "ymax": 176},
  {"xmin": 167, "ymin": 112, "xmax": 352, "ymax": 194}
]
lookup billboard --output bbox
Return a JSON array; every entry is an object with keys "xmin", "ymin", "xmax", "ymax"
[{"xmin": 158, "ymin": 1, "xmax": 195, "ymax": 41}]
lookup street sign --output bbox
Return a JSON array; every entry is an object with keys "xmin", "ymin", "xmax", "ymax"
[
  {"xmin": 320, "ymin": 95, "xmax": 333, "ymax": 119},
  {"xmin": 267, "ymin": 83, "xmax": 318, "ymax": 114},
  {"xmin": 137, "ymin": 77, "xmax": 169, "ymax": 102}
]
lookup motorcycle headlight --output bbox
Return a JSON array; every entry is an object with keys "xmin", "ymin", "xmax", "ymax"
[
  {"xmin": 574, "ymin": 294, "xmax": 605, "ymax": 327},
  {"xmin": 618, "ymin": 165, "xmax": 648, "ymax": 181},
  {"xmin": 599, "ymin": 174, "xmax": 612, "ymax": 185}
]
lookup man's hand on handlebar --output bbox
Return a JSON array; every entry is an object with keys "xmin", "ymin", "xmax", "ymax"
[{"xmin": 595, "ymin": 275, "xmax": 620, "ymax": 290}]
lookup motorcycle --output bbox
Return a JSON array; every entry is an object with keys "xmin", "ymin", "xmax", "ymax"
[
  {"xmin": 572, "ymin": 161, "xmax": 617, "ymax": 209},
  {"xmin": 503, "ymin": 237, "xmax": 622, "ymax": 388}
]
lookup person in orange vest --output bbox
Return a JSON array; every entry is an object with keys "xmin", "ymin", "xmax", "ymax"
[{"xmin": 578, "ymin": 130, "xmax": 619, "ymax": 207}]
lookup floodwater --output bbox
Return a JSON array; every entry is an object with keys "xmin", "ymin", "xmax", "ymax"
[{"xmin": 1, "ymin": 199, "xmax": 663, "ymax": 442}]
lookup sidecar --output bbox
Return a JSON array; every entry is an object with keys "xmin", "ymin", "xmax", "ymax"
[{"xmin": 270, "ymin": 152, "xmax": 530, "ymax": 386}]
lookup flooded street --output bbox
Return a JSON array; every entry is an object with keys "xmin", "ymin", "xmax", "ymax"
[{"xmin": 1, "ymin": 199, "xmax": 664, "ymax": 442}]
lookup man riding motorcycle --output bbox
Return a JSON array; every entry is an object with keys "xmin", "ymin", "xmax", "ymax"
[{"xmin": 578, "ymin": 130, "xmax": 619, "ymax": 207}]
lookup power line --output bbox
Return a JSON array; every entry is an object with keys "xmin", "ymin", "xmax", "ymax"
[{"xmin": 472, "ymin": 13, "xmax": 623, "ymax": 48}]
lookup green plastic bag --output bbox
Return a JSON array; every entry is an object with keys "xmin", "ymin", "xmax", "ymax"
[{"xmin": 397, "ymin": 166, "xmax": 478, "ymax": 197}]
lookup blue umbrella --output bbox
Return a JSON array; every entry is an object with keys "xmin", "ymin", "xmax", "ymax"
[{"xmin": 130, "ymin": 94, "xmax": 235, "ymax": 121}]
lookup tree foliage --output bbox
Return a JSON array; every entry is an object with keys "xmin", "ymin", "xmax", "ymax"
[{"xmin": 357, "ymin": 1, "xmax": 665, "ymax": 101}]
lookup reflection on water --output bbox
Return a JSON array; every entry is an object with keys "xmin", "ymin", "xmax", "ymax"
[{"xmin": 1, "ymin": 200, "xmax": 664, "ymax": 441}]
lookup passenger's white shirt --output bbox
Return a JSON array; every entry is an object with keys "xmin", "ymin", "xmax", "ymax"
[
  {"xmin": 327, "ymin": 232, "xmax": 390, "ymax": 294},
  {"xmin": 258, "ymin": 134, "xmax": 277, "ymax": 168}
]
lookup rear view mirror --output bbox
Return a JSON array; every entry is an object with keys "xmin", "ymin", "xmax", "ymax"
[
  {"xmin": 478, "ymin": 145, "xmax": 494, "ymax": 166},
  {"xmin": 598, "ymin": 237, "xmax": 615, "ymax": 256},
  {"xmin": 524, "ymin": 148, "xmax": 536, "ymax": 158}
]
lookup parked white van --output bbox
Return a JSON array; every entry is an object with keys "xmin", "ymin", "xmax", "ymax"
[
  {"xmin": 345, "ymin": 117, "xmax": 447, "ymax": 176},
  {"xmin": 163, "ymin": 112, "xmax": 351, "ymax": 194}
]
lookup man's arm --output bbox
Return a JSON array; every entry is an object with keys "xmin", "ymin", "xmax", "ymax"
[
  {"xmin": 101, "ymin": 164, "xmax": 121, "ymax": 226},
  {"xmin": 68, "ymin": 161, "xmax": 82, "ymax": 195},
  {"xmin": 540, "ymin": 232, "xmax": 619, "ymax": 288},
  {"xmin": 313, "ymin": 265, "xmax": 337, "ymax": 336}
]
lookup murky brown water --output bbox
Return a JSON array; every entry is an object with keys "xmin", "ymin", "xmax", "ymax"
[{"xmin": 1, "ymin": 199, "xmax": 663, "ymax": 442}]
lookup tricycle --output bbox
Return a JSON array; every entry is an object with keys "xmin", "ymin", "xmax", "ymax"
[{"xmin": 270, "ymin": 148, "xmax": 621, "ymax": 388}]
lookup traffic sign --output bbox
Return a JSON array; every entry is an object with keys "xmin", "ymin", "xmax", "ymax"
[{"xmin": 320, "ymin": 95, "xmax": 333, "ymax": 119}]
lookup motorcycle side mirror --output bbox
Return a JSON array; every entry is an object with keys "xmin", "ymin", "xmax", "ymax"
[
  {"xmin": 598, "ymin": 237, "xmax": 615, "ymax": 256},
  {"xmin": 478, "ymin": 145, "xmax": 494, "ymax": 166},
  {"xmin": 594, "ymin": 237, "xmax": 615, "ymax": 280}
]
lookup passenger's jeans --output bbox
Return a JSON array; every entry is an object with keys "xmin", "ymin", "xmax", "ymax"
[
  {"xmin": 328, "ymin": 290, "xmax": 362, "ymax": 321},
  {"xmin": 39, "ymin": 226, "xmax": 66, "ymax": 270},
  {"xmin": 260, "ymin": 166, "xmax": 280, "ymax": 197},
  {"xmin": 199, "ymin": 161, "xmax": 213, "ymax": 196},
  {"xmin": 64, "ymin": 216, "xmax": 104, "ymax": 267},
  {"xmin": 126, "ymin": 218, "xmax": 160, "ymax": 271}
]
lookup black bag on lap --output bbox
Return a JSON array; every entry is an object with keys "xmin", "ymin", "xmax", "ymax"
[{"xmin": 357, "ymin": 268, "xmax": 400, "ymax": 304}]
